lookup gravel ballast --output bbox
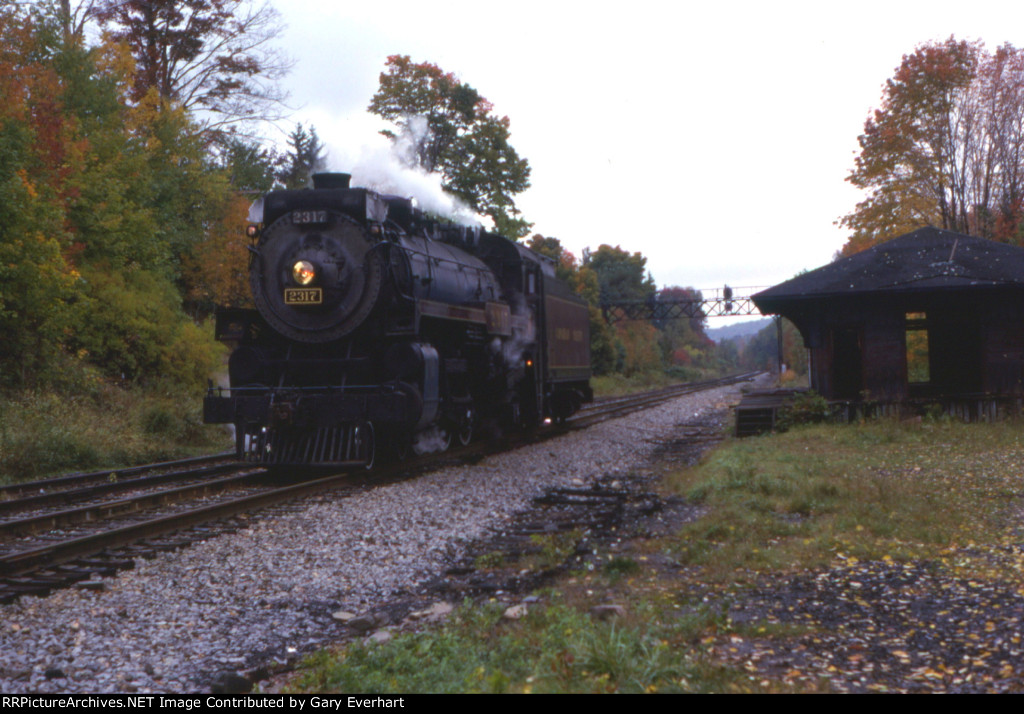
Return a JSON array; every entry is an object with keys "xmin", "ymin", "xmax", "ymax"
[{"xmin": 0, "ymin": 383, "xmax": 749, "ymax": 693}]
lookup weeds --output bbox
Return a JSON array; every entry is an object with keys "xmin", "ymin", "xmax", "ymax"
[
  {"xmin": 520, "ymin": 530, "xmax": 583, "ymax": 572},
  {"xmin": 591, "ymin": 368, "xmax": 724, "ymax": 398},
  {"xmin": 291, "ymin": 600, "xmax": 754, "ymax": 694},
  {"xmin": 604, "ymin": 556, "xmax": 641, "ymax": 579},
  {"xmin": 0, "ymin": 385, "xmax": 231, "ymax": 482}
]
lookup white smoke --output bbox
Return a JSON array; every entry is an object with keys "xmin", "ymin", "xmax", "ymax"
[
  {"xmin": 412, "ymin": 424, "xmax": 452, "ymax": 455},
  {"xmin": 491, "ymin": 294, "xmax": 536, "ymax": 369},
  {"xmin": 331, "ymin": 116, "xmax": 483, "ymax": 227},
  {"xmin": 393, "ymin": 115, "xmax": 430, "ymax": 168}
]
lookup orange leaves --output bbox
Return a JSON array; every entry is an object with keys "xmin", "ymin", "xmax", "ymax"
[
  {"xmin": 613, "ymin": 319, "xmax": 662, "ymax": 376},
  {"xmin": 181, "ymin": 192, "xmax": 253, "ymax": 308},
  {"xmin": 842, "ymin": 37, "xmax": 1024, "ymax": 253}
]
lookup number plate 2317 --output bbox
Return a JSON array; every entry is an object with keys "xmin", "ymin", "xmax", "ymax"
[
  {"xmin": 284, "ymin": 288, "xmax": 322, "ymax": 305},
  {"xmin": 292, "ymin": 210, "xmax": 327, "ymax": 224}
]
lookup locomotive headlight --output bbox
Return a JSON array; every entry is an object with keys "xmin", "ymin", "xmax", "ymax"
[{"xmin": 292, "ymin": 260, "xmax": 316, "ymax": 285}]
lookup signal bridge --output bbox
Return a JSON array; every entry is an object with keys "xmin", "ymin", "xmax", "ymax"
[{"xmin": 601, "ymin": 286, "xmax": 768, "ymax": 323}]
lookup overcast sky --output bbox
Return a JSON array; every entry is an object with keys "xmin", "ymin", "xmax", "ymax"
[{"xmin": 267, "ymin": 0, "xmax": 1024, "ymax": 303}]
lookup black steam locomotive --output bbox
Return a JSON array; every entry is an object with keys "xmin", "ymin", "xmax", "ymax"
[{"xmin": 204, "ymin": 173, "xmax": 592, "ymax": 468}]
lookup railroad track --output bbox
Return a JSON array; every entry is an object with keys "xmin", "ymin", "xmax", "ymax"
[
  {"xmin": 0, "ymin": 451, "xmax": 236, "ymax": 502},
  {"xmin": 575, "ymin": 371, "xmax": 761, "ymax": 426},
  {"xmin": 0, "ymin": 371, "xmax": 760, "ymax": 603}
]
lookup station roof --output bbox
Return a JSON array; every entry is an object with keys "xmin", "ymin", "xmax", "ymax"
[{"xmin": 753, "ymin": 227, "xmax": 1024, "ymax": 312}]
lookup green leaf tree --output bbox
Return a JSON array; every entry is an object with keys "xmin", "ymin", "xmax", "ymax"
[
  {"xmin": 218, "ymin": 133, "xmax": 282, "ymax": 193},
  {"xmin": 654, "ymin": 286, "xmax": 715, "ymax": 369},
  {"xmin": 278, "ymin": 123, "xmax": 325, "ymax": 189},
  {"xmin": 583, "ymin": 244, "xmax": 656, "ymax": 305},
  {"xmin": 368, "ymin": 55, "xmax": 531, "ymax": 238}
]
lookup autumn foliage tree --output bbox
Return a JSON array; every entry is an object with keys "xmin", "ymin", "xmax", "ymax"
[
  {"xmin": 841, "ymin": 37, "xmax": 1024, "ymax": 254},
  {"xmin": 654, "ymin": 286, "xmax": 715, "ymax": 368},
  {"xmin": 368, "ymin": 55, "xmax": 531, "ymax": 238},
  {"xmin": 0, "ymin": 5, "xmax": 237, "ymax": 388},
  {"xmin": 530, "ymin": 238, "xmax": 725, "ymax": 377},
  {"xmin": 93, "ymin": 0, "xmax": 290, "ymax": 137},
  {"xmin": 0, "ymin": 9, "xmax": 78, "ymax": 383}
]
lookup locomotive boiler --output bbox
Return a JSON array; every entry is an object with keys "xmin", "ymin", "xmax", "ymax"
[{"xmin": 204, "ymin": 173, "xmax": 592, "ymax": 468}]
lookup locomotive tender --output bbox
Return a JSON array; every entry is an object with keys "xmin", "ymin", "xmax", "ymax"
[{"xmin": 204, "ymin": 173, "xmax": 592, "ymax": 468}]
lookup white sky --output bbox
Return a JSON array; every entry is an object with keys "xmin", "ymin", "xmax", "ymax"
[{"xmin": 269, "ymin": 0, "xmax": 1024, "ymax": 302}]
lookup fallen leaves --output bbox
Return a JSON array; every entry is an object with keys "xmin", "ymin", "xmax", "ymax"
[{"xmin": 710, "ymin": 559, "xmax": 1024, "ymax": 692}]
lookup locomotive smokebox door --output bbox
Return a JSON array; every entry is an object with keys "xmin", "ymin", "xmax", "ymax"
[{"xmin": 251, "ymin": 211, "xmax": 385, "ymax": 342}]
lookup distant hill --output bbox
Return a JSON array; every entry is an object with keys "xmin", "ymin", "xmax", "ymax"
[{"xmin": 706, "ymin": 318, "xmax": 772, "ymax": 343}]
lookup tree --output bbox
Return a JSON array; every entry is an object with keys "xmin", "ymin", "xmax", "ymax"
[
  {"xmin": 654, "ymin": 286, "xmax": 715, "ymax": 368},
  {"xmin": 583, "ymin": 244, "xmax": 656, "ymax": 304},
  {"xmin": 181, "ymin": 192, "xmax": 252, "ymax": 312},
  {"xmin": 278, "ymin": 123, "xmax": 325, "ymax": 189},
  {"xmin": 739, "ymin": 318, "xmax": 806, "ymax": 376},
  {"xmin": 217, "ymin": 133, "xmax": 282, "ymax": 192},
  {"xmin": 0, "ymin": 6, "xmax": 231, "ymax": 388},
  {"xmin": 28, "ymin": 1, "xmax": 101, "ymax": 46},
  {"xmin": 613, "ymin": 320, "xmax": 662, "ymax": 376},
  {"xmin": 0, "ymin": 7, "xmax": 80, "ymax": 384},
  {"xmin": 841, "ymin": 38, "xmax": 1024, "ymax": 254},
  {"xmin": 368, "ymin": 55, "xmax": 531, "ymax": 238},
  {"xmin": 93, "ymin": 0, "xmax": 290, "ymax": 137}
]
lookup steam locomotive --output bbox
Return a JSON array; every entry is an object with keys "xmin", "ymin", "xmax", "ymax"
[{"xmin": 204, "ymin": 173, "xmax": 592, "ymax": 468}]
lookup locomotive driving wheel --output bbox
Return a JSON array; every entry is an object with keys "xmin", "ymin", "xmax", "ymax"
[
  {"xmin": 457, "ymin": 408, "xmax": 474, "ymax": 447},
  {"xmin": 355, "ymin": 421, "xmax": 375, "ymax": 470}
]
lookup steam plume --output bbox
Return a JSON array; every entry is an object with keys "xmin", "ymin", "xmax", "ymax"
[{"xmin": 331, "ymin": 116, "xmax": 482, "ymax": 226}]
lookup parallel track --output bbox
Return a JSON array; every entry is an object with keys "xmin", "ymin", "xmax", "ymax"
[
  {"xmin": 0, "ymin": 372, "xmax": 760, "ymax": 602},
  {"xmin": 0, "ymin": 452, "xmax": 235, "ymax": 502}
]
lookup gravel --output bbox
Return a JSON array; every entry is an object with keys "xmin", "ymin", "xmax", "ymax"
[{"xmin": 0, "ymin": 382, "xmax": 752, "ymax": 693}]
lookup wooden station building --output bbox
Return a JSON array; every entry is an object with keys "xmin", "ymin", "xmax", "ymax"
[{"xmin": 749, "ymin": 227, "xmax": 1024, "ymax": 419}]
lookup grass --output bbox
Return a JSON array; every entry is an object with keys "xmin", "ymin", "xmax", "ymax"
[
  {"xmin": 668, "ymin": 419, "xmax": 1024, "ymax": 581},
  {"xmin": 591, "ymin": 366, "xmax": 730, "ymax": 397},
  {"xmin": 293, "ymin": 596, "xmax": 754, "ymax": 694},
  {"xmin": 0, "ymin": 384, "xmax": 233, "ymax": 483},
  {"xmin": 284, "ymin": 417, "xmax": 1024, "ymax": 694}
]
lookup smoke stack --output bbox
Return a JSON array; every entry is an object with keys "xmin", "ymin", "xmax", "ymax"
[{"xmin": 312, "ymin": 173, "xmax": 351, "ymax": 190}]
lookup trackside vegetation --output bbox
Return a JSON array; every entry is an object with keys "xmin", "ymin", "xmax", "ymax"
[
  {"xmin": 0, "ymin": 382, "xmax": 231, "ymax": 482},
  {"xmin": 285, "ymin": 419, "xmax": 1024, "ymax": 693}
]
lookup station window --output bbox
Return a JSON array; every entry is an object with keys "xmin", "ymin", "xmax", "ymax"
[{"xmin": 905, "ymin": 312, "xmax": 929, "ymax": 383}]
